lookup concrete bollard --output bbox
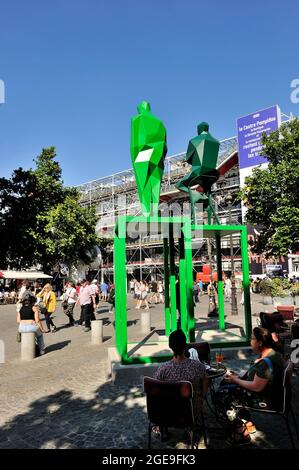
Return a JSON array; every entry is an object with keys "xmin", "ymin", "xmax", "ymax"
[
  {"xmin": 91, "ymin": 320, "xmax": 103, "ymax": 344},
  {"xmin": 21, "ymin": 332, "xmax": 36, "ymax": 361},
  {"xmin": 141, "ymin": 311, "xmax": 151, "ymax": 334}
]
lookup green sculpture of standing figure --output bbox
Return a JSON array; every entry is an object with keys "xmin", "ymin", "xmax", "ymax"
[
  {"xmin": 176, "ymin": 122, "xmax": 220, "ymax": 224},
  {"xmin": 130, "ymin": 101, "xmax": 167, "ymax": 217}
]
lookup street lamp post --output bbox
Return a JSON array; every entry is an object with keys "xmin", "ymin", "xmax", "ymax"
[{"xmin": 225, "ymin": 193, "xmax": 238, "ymax": 315}]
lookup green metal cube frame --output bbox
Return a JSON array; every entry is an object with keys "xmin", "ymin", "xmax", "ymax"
[
  {"xmin": 114, "ymin": 216, "xmax": 252, "ymax": 364},
  {"xmin": 191, "ymin": 224, "xmax": 252, "ymax": 349}
]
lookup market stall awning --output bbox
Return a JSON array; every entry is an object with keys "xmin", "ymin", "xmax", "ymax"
[{"xmin": 0, "ymin": 270, "xmax": 52, "ymax": 280}]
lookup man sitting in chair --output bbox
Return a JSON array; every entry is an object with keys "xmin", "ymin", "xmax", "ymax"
[{"xmin": 154, "ymin": 329, "xmax": 208, "ymax": 428}]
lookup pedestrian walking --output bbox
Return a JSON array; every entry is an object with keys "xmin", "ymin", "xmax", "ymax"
[
  {"xmin": 62, "ymin": 281, "xmax": 77, "ymax": 326},
  {"xmin": 37, "ymin": 284, "xmax": 57, "ymax": 333},
  {"xmin": 193, "ymin": 281, "xmax": 199, "ymax": 303},
  {"xmin": 100, "ymin": 281, "xmax": 108, "ymax": 301},
  {"xmin": 76, "ymin": 279, "xmax": 96, "ymax": 332},
  {"xmin": 224, "ymin": 276, "xmax": 232, "ymax": 302},
  {"xmin": 158, "ymin": 280, "xmax": 164, "ymax": 303},
  {"xmin": 136, "ymin": 281, "xmax": 149, "ymax": 310}
]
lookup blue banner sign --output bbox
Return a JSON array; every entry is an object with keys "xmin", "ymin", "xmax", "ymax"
[{"xmin": 237, "ymin": 105, "xmax": 281, "ymax": 169}]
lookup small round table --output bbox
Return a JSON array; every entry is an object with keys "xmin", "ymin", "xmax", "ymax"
[
  {"xmin": 205, "ymin": 363, "xmax": 227, "ymax": 418},
  {"xmin": 206, "ymin": 363, "xmax": 227, "ymax": 380}
]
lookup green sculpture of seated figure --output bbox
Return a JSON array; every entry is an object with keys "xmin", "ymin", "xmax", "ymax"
[{"xmin": 176, "ymin": 122, "xmax": 220, "ymax": 224}]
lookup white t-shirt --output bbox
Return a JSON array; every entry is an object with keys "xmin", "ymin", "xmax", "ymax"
[
  {"xmin": 135, "ymin": 283, "xmax": 141, "ymax": 295},
  {"xmin": 66, "ymin": 287, "xmax": 77, "ymax": 304},
  {"xmin": 18, "ymin": 286, "xmax": 27, "ymax": 301}
]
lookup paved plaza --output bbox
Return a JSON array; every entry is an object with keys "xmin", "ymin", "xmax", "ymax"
[{"xmin": 0, "ymin": 294, "xmax": 298, "ymax": 449}]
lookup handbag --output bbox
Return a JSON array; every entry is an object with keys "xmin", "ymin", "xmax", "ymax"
[
  {"xmin": 62, "ymin": 300, "xmax": 68, "ymax": 309},
  {"xmin": 16, "ymin": 331, "xmax": 21, "ymax": 343},
  {"xmin": 40, "ymin": 306, "xmax": 48, "ymax": 315}
]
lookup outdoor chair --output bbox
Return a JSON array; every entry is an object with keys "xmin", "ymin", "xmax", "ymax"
[
  {"xmin": 235, "ymin": 361, "xmax": 299, "ymax": 448},
  {"xmin": 259, "ymin": 312, "xmax": 284, "ymax": 331},
  {"xmin": 185, "ymin": 341, "xmax": 211, "ymax": 364},
  {"xmin": 276, "ymin": 306, "xmax": 295, "ymax": 322},
  {"xmin": 143, "ymin": 376, "xmax": 208, "ymax": 449},
  {"xmin": 291, "ymin": 323, "xmax": 299, "ymax": 341},
  {"xmin": 259, "ymin": 312, "xmax": 291, "ymax": 353}
]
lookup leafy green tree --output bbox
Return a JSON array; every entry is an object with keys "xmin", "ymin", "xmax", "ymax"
[
  {"xmin": 0, "ymin": 147, "xmax": 100, "ymax": 271},
  {"xmin": 33, "ymin": 147, "xmax": 74, "ymax": 209},
  {"xmin": 240, "ymin": 118, "xmax": 299, "ymax": 257},
  {"xmin": 30, "ymin": 194, "xmax": 99, "ymax": 271},
  {"xmin": 0, "ymin": 168, "xmax": 38, "ymax": 268}
]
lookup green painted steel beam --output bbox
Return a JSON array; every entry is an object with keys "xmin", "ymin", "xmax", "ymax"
[
  {"xmin": 179, "ymin": 231, "xmax": 188, "ymax": 337},
  {"xmin": 114, "ymin": 217, "xmax": 128, "ymax": 362},
  {"xmin": 168, "ymin": 222, "xmax": 177, "ymax": 331},
  {"xmin": 240, "ymin": 226, "xmax": 252, "ymax": 341},
  {"xmin": 215, "ymin": 232, "xmax": 225, "ymax": 331},
  {"xmin": 163, "ymin": 237, "xmax": 171, "ymax": 336},
  {"xmin": 183, "ymin": 219, "xmax": 195, "ymax": 342}
]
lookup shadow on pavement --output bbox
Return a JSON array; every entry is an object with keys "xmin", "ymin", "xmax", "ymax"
[
  {"xmin": 0, "ymin": 371, "xmax": 298, "ymax": 449},
  {"xmin": 103, "ymin": 336, "xmax": 112, "ymax": 343},
  {"xmin": 100, "ymin": 317, "xmax": 112, "ymax": 326},
  {"xmin": 46, "ymin": 341, "xmax": 71, "ymax": 354}
]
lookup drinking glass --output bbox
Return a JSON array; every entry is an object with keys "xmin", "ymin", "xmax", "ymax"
[{"xmin": 216, "ymin": 351, "xmax": 224, "ymax": 364}]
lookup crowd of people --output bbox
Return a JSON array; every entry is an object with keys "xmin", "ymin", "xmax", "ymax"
[
  {"xmin": 0, "ymin": 286, "xmax": 18, "ymax": 304},
  {"xmin": 129, "ymin": 279, "xmax": 164, "ymax": 308},
  {"xmin": 8, "ymin": 274, "xmax": 294, "ymax": 446},
  {"xmin": 15, "ymin": 278, "xmax": 115, "ymax": 356}
]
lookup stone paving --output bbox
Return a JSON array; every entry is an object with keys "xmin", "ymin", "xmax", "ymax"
[{"xmin": 0, "ymin": 295, "xmax": 298, "ymax": 449}]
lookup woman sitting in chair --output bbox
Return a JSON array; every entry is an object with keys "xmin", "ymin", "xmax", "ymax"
[
  {"xmin": 217, "ymin": 327, "xmax": 285, "ymax": 446},
  {"xmin": 154, "ymin": 329, "xmax": 208, "ymax": 425}
]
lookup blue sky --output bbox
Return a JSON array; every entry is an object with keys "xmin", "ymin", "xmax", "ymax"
[{"xmin": 0, "ymin": 0, "xmax": 298, "ymax": 186}]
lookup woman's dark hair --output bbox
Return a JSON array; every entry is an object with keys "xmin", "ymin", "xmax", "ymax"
[
  {"xmin": 169, "ymin": 329, "xmax": 187, "ymax": 356},
  {"xmin": 252, "ymin": 326, "xmax": 274, "ymax": 349},
  {"xmin": 21, "ymin": 294, "xmax": 36, "ymax": 307}
]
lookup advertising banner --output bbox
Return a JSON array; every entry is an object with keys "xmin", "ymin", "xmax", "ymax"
[{"xmin": 237, "ymin": 105, "xmax": 281, "ymax": 170}]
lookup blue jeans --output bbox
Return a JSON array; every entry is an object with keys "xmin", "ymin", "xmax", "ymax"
[{"xmin": 19, "ymin": 323, "xmax": 45, "ymax": 354}]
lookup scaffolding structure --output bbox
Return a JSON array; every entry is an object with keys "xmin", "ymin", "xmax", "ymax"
[
  {"xmin": 77, "ymin": 135, "xmax": 244, "ymax": 280},
  {"xmin": 76, "ymin": 112, "xmax": 294, "ymax": 282},
  {"xmin": 77, "ymin": 136, "xmax": 238, "ymax": 214}
]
